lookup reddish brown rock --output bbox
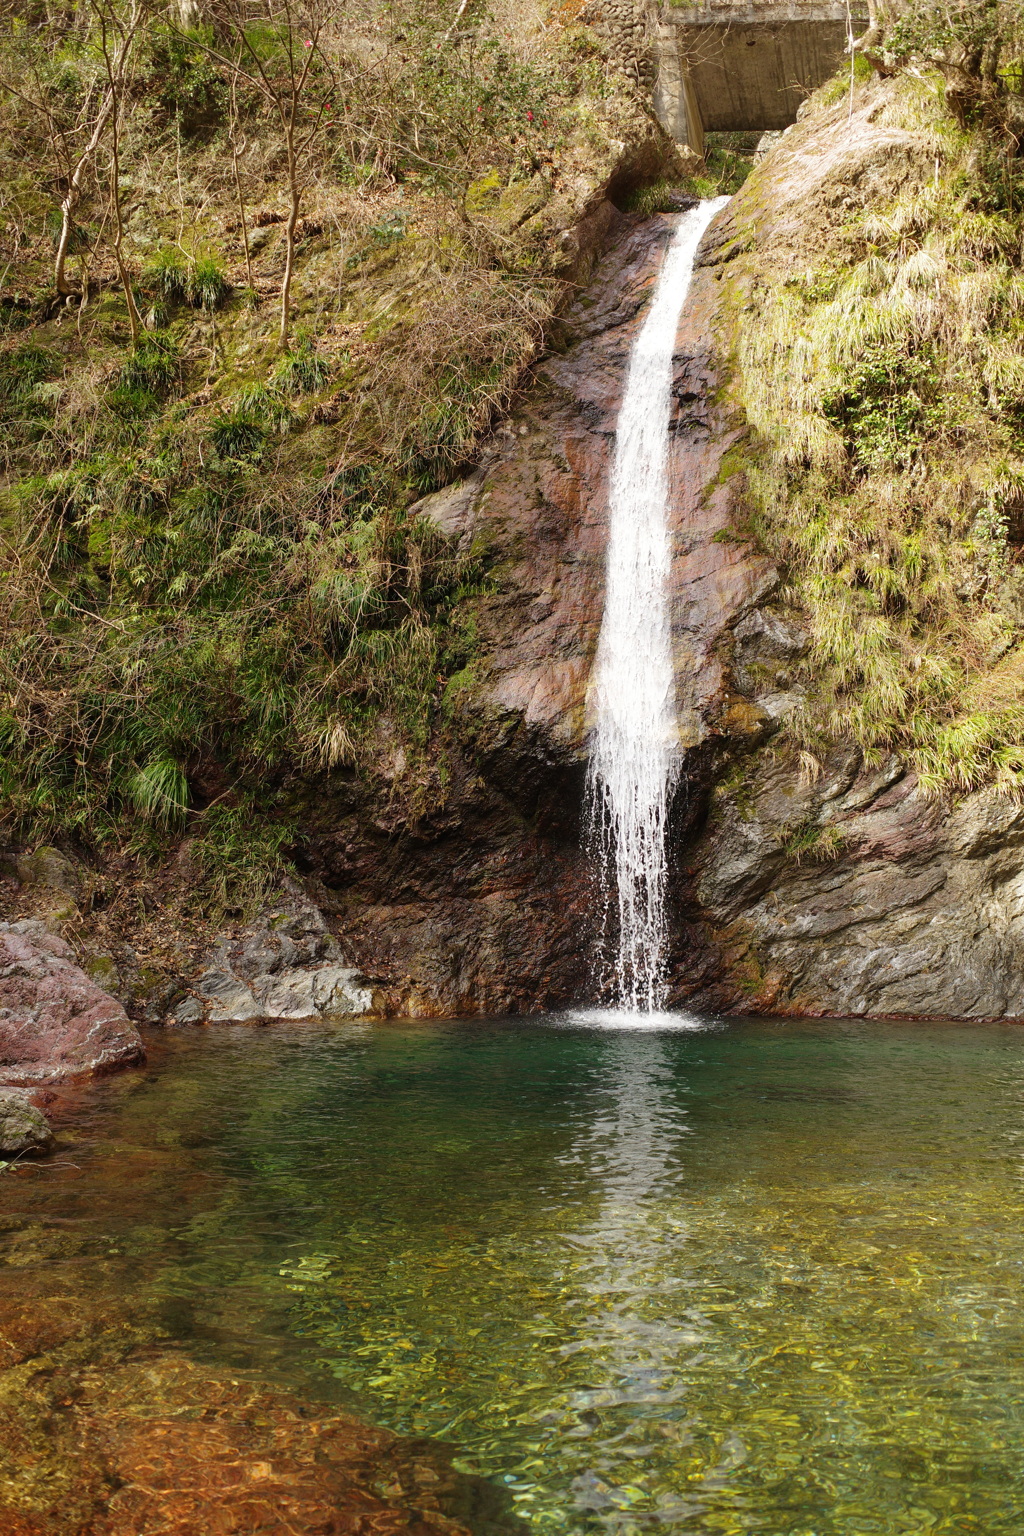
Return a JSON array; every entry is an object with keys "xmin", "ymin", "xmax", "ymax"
[
  {"xmin": 0, "ymin": 921, "xmax": 144, "ymax": 1085},
  {"xmin": 0, "ymin": 1311, "xmax": 520, "ymax": 1535},
  {"xmin": 0, "ymin": 1248, "xmax": 522, "ymax": 1536},
  {"xmin": 456, "ymin": 212, "xmax": 772, "ymax": 766},
  {"xmin": 84, "ymin": 1359, "xmax": 498, "ymax": 1536},
  {"xmin": 298, "ymin": 206, "xmax": 766, "ymax": 1016}
]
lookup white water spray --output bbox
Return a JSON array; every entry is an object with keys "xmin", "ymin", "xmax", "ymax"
[{"xmin": 587, "ymin": 198, "xmax": 728, "ymax": 1013}]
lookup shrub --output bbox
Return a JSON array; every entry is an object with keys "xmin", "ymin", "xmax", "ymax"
[
  {"xmin": 867, "ymin": 0, "xmax": 1024, "ymax": 139},
  {"xmin": 209, "ymin": 410, "xmax": 266, "ymax": 461},
  {"xmin": 822, "ymin": 347, "xmax": 935, "ymax": 472},
  {"xmin": 188, "ymin": 255, "xmax": 231, "ymax": 311},
  {"xmin": 142, "ymin": 249, "xmax": 231, "ymax": 310},
  {"xmin": 235, "ymin": 382, "xmax": 295, "ymax": 432},
  {"xmin": 149, "ymin": 28, "xmax": 227, "ymax": 137},
  {"xmin": 142, "ymin": 248, "xmax": 190, "ymax": 305}
]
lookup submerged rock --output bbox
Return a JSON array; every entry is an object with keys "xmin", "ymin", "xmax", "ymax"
[
  {"xmin": 0, "ymin": 1255, "xmax": 526, "ymax": 1536},
  {"xmin": 0, "ymin": 1091, "xmax": 53, "ymax": 1156},
  {"xmin": 0, "ymin": 920, "xmax": 145, "ymax": 1084}
]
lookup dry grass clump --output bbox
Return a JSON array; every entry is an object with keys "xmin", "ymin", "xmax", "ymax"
[{"xmin": 726, "ymin": 72, "xmax": 1024, "ymax": 795}]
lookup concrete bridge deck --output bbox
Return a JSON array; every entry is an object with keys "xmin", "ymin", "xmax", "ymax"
[{"xmin": 653, "ymin": 0, "xmax": 870, "ymax": 151}]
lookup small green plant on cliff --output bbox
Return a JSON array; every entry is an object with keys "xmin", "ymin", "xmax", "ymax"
[
  {"xmin": 142, "ymin": 249, "xmax": 231, "ymax": 311},
  {"xmin": 785, "ymin": 821, "xmax": 846, "ymax": 864},
  {"xmin": 821, "ymin": 345, "xmax": 937, "ymax": 471},
  {"xmin": 130, "ymin": 757, "xmax": 190, "ymax": 829},
  {"xmin": 273, "ymin": 342, "xmax": 329, "ymax": 395}
]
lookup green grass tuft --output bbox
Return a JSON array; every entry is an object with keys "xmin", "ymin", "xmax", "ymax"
[
  {"xmin": 141, "ymin": 249, "xmax": 231, "ymax": 310},
  {"xmin": 130, "ymin": 757, "xmax": 190, "ymax": 828},
  {"xmin": 273, "ymin": 344, "xmax": 330, "ymax": 395},
  {"xmin": 209, "ymin": 410, "xmax": 266, "ymax": 462}
]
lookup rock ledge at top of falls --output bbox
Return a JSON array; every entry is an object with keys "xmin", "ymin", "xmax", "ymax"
[
  {"xmin": 697, "ymin": 87, "xmax": 927, "ymax": 271},
  {"xmin": 0, "ymin": 920, "xmax": 145, "ymax": 1085}
]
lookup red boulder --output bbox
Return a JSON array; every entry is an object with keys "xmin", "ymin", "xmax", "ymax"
[{"xmin": 0, "ymin": 922, "xmax": 144, "ymax": 1085}]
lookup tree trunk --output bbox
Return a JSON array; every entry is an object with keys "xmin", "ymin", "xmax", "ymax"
[
  {"xmin": 229, "ymin": 74, "xmax": 254, "ymax": 292},
  {"xmin": 54, "ymin": 92, "xmax": 115, "ymax": 295},
  {"xmin": 280, "ymin": 135, "xmax": 300, "ymax": 347}
]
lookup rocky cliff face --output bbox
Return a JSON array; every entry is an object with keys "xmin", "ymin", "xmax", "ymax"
[
  {"xmin": 332, "ymin": 77, "xmax": 1024, "ymax": 1023},
  {"xmin": 692, "ymin": 753, "xmax": 1024, "ymax": 1018},
  {"xmin": 669, "ymin": 85, "xmax": 1024, "ymax": 1021},
  {"xmin": 6, "ymin": 77, "xmax": 1018, "ymax": 1024},
  {"xmin": 83, "ymin": 195, "xmax": 764, "ymax": 1024},
  {"xmin": 282, "ymin": 201, "xmax": 776, "ymax": 1017}
]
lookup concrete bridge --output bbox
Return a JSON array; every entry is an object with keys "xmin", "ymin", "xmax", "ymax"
[{"xmin": 652, "ymin": 0, "xmax": 870, "ymax": 155}]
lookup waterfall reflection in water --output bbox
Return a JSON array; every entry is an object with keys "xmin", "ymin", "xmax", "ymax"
[
  {"xmin": 586, "ymin": 198, "xmax": 729, "ymax": 1013},
  {"xmin": 555, "ymin": 1035, "xmax": 705, "ymax": 1518}
]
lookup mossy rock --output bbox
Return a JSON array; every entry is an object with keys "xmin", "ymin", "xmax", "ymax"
[
  {"xmin": 493, "ymin": 176, "xmax": 551, "ymax": 235},
  {"xmin": 84, "ymin": 954, "xmax": 120, "ymax": 995},
  {"xmin": 466, "ymin": 169, "xmax": 502, "ymax": 214},
  {"xmin": 16, "ymin": 846, "xmax": 81, "ymax": 898},
  {"xmin": 0, "ymin": 1095, "xmax": 53, "ymax": 1157}
]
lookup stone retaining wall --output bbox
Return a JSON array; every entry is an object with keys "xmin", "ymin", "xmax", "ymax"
[{"xmin": 574, "ymin": 0, "xmax": 658, "ymax": 92}]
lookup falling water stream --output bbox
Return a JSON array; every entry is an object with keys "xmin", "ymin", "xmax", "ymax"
[{"xmin": 587, "ymin": 199, "xmax": 728, "ymax": 1013}]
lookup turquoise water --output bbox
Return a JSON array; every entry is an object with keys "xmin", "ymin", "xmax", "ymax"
[{"xmin": 9, "ymin": 1013, "xmax": 1024, "ymax": 1533}]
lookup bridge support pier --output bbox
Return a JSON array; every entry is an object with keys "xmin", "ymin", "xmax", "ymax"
[{"xmin": 653, "ymin": 20, "xmax": 705, "ymax": 161}]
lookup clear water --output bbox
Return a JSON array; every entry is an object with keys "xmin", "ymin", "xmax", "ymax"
[
  {"xmin": 586, "ymin": 199, "xmax": 728, "ymax": 1012},
  {"xmin": 8, "ymin": 1014, "xmax": 1024, "ymax": 1534}
]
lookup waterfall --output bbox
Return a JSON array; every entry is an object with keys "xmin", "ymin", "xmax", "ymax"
[{"xmin": 587, "ymin": 198, "xmax": 728, "ymax": 1014}]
